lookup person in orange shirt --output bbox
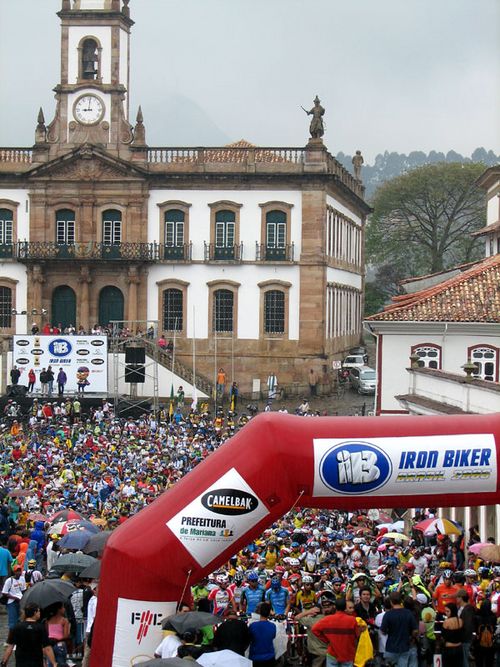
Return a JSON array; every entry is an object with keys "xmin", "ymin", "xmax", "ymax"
[
  {"xmin": 433, "ymin": 569, "xmax": 461, "ymax": 616},
  {"xmin": 216, "ymin": 368, "xmax": 227, "ymax": 401}
]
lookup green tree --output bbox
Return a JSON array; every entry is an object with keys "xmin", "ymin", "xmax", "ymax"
[{"xmin": 366, "ymin": 162, "xmax": 486, "ymax": 276}]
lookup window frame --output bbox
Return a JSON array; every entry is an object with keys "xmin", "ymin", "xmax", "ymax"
[
  {"xmin": 55, "ymin": 209, "xmax": 76, "ymax": 245},
  {"xmin": 77, "ymin": 35, "xmax": 103, "ymax": 83},
  {"xmin": 102, "ymin": 209, "xmax": 122, "ymax": 246},
  {"xmin": 207, "ymin": 280, "xmax": 240, "ymax": 338},
  {"xmin": 467, "ymin": 344, "xmax": 499, "ymax": 382},
  {"xmin": 157, "ymin": 279, "xmax": 189, "ymax": 338},
  {"xmin": 259, "ymin": 202, "xmax": 293, "ymax": 261},
  {"xmin": 0, "ymin": 277, "xmax": 17, "ymax": 333},
  {"xmin": 162, "ymin": 287, "xmax": 184, "ymax": 333},
  {"xmin": 209, "ymin": 201, "xmax": 242, "ymax": 251},
  {"xmin": 258, "ymin": 280, "xmax": 291, "ymax": 339},
  {"xmin": 0, "ymin": 200, "xmax": 19, "ymax": 251},
  {"xmin": 410, "ymin": 343, "xmax": 442, "ymax": 370}
]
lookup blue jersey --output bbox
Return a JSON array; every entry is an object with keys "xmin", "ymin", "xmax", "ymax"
[
  {"xmin": 265, "ymin": 586, "xmax": 289, "ymax": 615},
  {"xmin": 242, "ymin": 585, "xmax": 265, "ymax": 614}
]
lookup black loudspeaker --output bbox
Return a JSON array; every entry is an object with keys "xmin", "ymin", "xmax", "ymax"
[
  {"xmin": 125, "ymin": 347, "xmax": 145, "ymax": 364},
  {"xmin": 125, "ymin": 366, "xmax": 145, "ymax": 383},
  {"xmin": 7, "ymin": 384, "xmax": 28, "ymax": 397}
]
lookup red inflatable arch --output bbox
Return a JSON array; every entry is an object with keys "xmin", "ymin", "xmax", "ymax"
[{"xmin": 92, "ymin": 412, "xmax": 500, "ymax": 666}]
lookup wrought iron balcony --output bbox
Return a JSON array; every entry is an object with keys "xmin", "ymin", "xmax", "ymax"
[
  {"xmin": 17, "ymin": 241, "xmax": 158, "ymax": 262},
  {"xmin": 256, "ymin": 243, "xmax": 294, "ymax": 262},
  {"xmin": 204, "ymin": 242, "xmax": 243, "ymax": 262},
  {"xmin": 160, "ymin": 243, "xmax": 192, "ymax": 262}
]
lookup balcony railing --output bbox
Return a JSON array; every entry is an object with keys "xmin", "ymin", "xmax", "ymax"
[
  {"xmin": 204, "ymin": 242, "xmax": 243, "ymax": 262},
  {"xmin": 160, "ymin": 243, "xmax": 192, "ymax": 262},
  {"xmin": 0, "ymin": 148, "xmax": 32, "ymax": 164},
  {"xmin": 0, "ymin": 244, "xmax": 14, "ymax": 259},
  {"xmin": 256, "ymin": 243, "xmax": 295, "ymax": 262},
  {"xmin": 17, "ymin": 241, "xmax": 158, "ymax": 261}
]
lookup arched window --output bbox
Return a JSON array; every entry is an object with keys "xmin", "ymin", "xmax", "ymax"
[
  {"xmin": 56, "ymin": 209, "xmax": 75, "ymax": 245},
  {"xmin": 164, "ymin": 210, "xmax": 185, "ymax": 257},
  {"xmin": 162, "ymin": 289, "xmax": 183, "ymax": 332},
  {"xmin": 213, "ymin": 289, "xmax": 234, "ymax": 333},
  {"xmin": 51, "ymin": 286, "xmax": 76, "ymax": 330},
  {"xmin": 0, "ymin": 209, "xmax": 13, "ymax": 247},
  {"xmin": 411, "ymin": 344, "xmax": 441, "ymax": 369},
  {"xmin": 215, "ymin": 210, "xmax": 235, "ymax": 259},
  {"xmin": 81, "ymin": 38, "xmax": 99, "ymax": 80},
  {"xmin": 264, "ymin": 290, "xmax": 285, "ymax": 334},
  {"xmin": 0, "ymin": 286, "xmax": 12, "ymax": 329},
  {"xmin": 469, "ymin": 345, "xmax": 498, "ymax": 382},
  {"xmin": 102, "ymin": 210, "xmax": 122, "ymax": 245}
]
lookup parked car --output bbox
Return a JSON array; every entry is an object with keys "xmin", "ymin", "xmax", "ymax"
[
  {"xmin": 349, "ymin": 366, "xmax": 376, "ymax": 394},
  {"xmin": 342, "ymin": 354, "xmax": 366, "ymax": 370}
]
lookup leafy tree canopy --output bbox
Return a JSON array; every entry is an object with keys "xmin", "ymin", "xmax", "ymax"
[{"xmin": 366, "ymin": 162, "xmax": 486, "ymax": 282}]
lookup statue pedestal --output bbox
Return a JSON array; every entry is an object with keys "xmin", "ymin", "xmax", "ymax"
[{"xmin": 304, "ymin": 138, "xmax": 327, "ymax": 173}]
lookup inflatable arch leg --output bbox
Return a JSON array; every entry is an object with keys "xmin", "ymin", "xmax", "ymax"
[{"xmin": 92, "ymin": 413, "xmax": 500, "ymax": 666}]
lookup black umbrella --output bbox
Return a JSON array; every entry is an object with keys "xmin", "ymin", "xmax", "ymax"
[
  {"xmin": 83, "ymin": 531, "xmax": 112, "ymax": 556},
  {"xmin": 51, "ymin": 553, "xmax": 97, "ymax": 574},
  {"xmin": 163, "ymin": 611, "xmax": 222, "ymax": 633},
  {"xmin": 136, "ymin": 659, "xmax": 201, "ymax": 666},
  {"xmin": 21, "ymin": 579, "xmax": 76, "ymax": 610},
  {"xmin": 78, "ymin": 560, "xmax": 101, "ymax": 579}
]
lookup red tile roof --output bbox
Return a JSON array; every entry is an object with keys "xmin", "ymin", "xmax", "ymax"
[{"xmin": 367, "ymin": 254, "xmax": 500, "ymax": 322}]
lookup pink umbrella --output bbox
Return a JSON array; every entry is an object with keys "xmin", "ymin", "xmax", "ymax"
[{"xmin": 469, "ymin": 542, "xmax": 492, "ymax": 555}]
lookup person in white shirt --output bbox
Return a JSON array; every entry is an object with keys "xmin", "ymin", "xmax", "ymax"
[
  {"xmin": 2, "ymin": 566, "xmax": 26, "ymax": 629},
  {"xmin": 154, "ymin": 622, "xmax": 182, "ymax": 659}
]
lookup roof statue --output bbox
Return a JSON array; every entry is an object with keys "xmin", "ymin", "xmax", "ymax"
[{"xmin": 302, "ymin": 96, "xmax": 325, "ymax": 139}]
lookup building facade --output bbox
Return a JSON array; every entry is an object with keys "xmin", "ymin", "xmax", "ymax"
[{"xmin": 0, "ymin": 0, "xmax": 369, "ymax": 394}]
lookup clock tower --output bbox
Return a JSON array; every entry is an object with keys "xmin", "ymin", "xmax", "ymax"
[{"xmin": 41, "ymin": 0, "xmax": 136, "ymax": 159}]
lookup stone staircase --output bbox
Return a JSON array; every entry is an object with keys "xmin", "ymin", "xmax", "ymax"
[{"xmin": 142, "ymin": 339, "xmax": 213, "ymax": 397}]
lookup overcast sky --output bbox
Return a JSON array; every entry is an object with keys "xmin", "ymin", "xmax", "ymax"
[{"xmin": 0, "ymin": 0, "xmax": 499, "ymax": 162}]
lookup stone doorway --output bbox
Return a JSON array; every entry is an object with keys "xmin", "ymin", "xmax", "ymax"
[
  {"xmin": 98, "ymin": 285, "xmax": 124, "ymax": 327},
  {"xmin": 51, "ymin": 285, "xmax": 77, "ymax": 329}
]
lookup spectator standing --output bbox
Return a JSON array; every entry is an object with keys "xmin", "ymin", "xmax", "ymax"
[
  {"xmin": 10, "ymin": 366, "xmax": 21, "ymax": 386},
  {"xmin": 474, "ymin": 599, "xmax": 496, "ymax": 667},
  {"xmin": 27, "ymin": 369, "xmax": 36, "ymax": 393},
  {"xmin": 456, "ymin": 590, "xmax": 475, "ymax": 667},
  {"xmin": 441, "ymin": 603, "xmax": 464, "ymax": 667},
  {"xmin": 2, "ymin": 566, "xmax": 26, "ymax": 630},
  {"xmin": 229, "ymin": 381, "xmax": 239, "ymax": 410},
  {"xmin": 381, "ymin": 592, "xmax": 418, "ymax": 667},
  {"xmin": 295, "ymin": 592, "xmax": 336, "ymax": 667},
  {"xmin": 216, "ymin": 367, "xmax": 227, "ymax": 401},
  {"xmin": 46, "ymin": 366, "xmax": 55, "ymax": 396},
  {"xmin": 308, "ymin": 368, "xmax": 319, "ymax": 397},
  {"xmin": 312, "ymin": 597, "xmax": 361, "ymax": 667},
  {"xmin": 0, "ymin": 539, "xmax": 13, "ymax": 589},
  {"xmin": 213, "ymin": 611, "xmax": 251, "ymax": 656},
  {"xmin": 56, "ymin": 368, "xmax": 67, "ymax": 396},
  {"xmin": 249, "ymin": 602, "xmax": 277, "ymax": 667},
  {"xmin": 1, "ymin": 604, "xmax": 57, "ymax": 667}
]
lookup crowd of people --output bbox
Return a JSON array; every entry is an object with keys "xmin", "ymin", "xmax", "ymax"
[{"xmin": 0, "ymin": 397, "xmax": 498, "ymax": 666}]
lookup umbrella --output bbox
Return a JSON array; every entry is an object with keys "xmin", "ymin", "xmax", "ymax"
[
  {"xmin": 477, "ymin": 544, "xmax": 500, "ymax": 563},
  {"xmin": 51, "ymin": 553, "xmax": 98, "ymax": 574},
  {"xmin": 21, "ymin": 578, "xmax": 76, "ymax": 609},
  {"xmin": 79, "ymin": 560, "xmax": 101, "ymax": 579},
  {"xmin": 50, "ymin": 519, "xmax": 100, "ymax": 536},
  {"xmin": 89, "ymin": 517, "xmax": 107, "ymax": 527},
  {"xmin": 163, "ymin": 611, "xmax": 222, "ymax": 633},
  {"xmin": 198, "ymin": 650, "xmax": 252, "ymax": 666},
  {"xmin": 27, "ymin": 513, "xmax": 47, "ymax": 522},
  {"xmin": 136, "ymin": 659, "xmax": 201, "ymax": 667},
  {"xmin": 414, "ymin": 517, "xmax": 462, "ymax": 536},
  {"xmin": 83, "ymin": 531, "xmax": 112, "ymax": 556},
  {"xmin": 58, "ymin": 530, "xmax": 95, "ymax": 551},
  {"xmin": 469, "ymin": 542, "xmax": 492, "ymax": 555},
  {"xmin": 48, "ymin": 509, "xmax": 84, "ymax": 525},
  {"xmin": 378, "ymin": 532, "xmax": 411, "ymax": 542}
]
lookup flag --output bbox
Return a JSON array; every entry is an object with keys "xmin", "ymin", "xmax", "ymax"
[
  {"xmin": 191, "ymin": 386, "xmax": 198, "ymax": 411},
  {"xmin": 169, "ymin": 383, "xmax": 174, "ymax": 417},
  {"xmin": 230, "ymin": 392, "xmax": 235, "ymax": 412}
]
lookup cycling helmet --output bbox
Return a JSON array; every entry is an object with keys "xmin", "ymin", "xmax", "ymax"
[
  {"xmin": 247, "ymin": 571, "xmax": 259, "ymax": 582},
  {"xmin": 479, "ymin": 566, "xmax": 491, "ymax": 577},
  {"xmin": 374, "ymin": 574, "xmax": 386, "ymax": 582},
  {"xmin": 216, "ymin": 574, "xmax": 229, "ymax": 584},
  {"xmin": 234, "ymin": 572, "xmax": 244, "ymax": 584},
  {"xmin": 274, "ymin": 565, "xmax": 285, "ymax": 574},
  {"xmin": 302, "ymin": 575, "xmax": 314, "ymax": 584},
  {"xmin": 318, "ymin": 591, "xmax": 336, "ymax": 604},
  {"xmin": 289, "ymin": 558, "xmax": 300, "ymax": 567},
  {"xmin": 442, "ymin": 569, "xmax": 453, "ymax": 579},
  {"xmin": 271, "ymin": 576, "xmax": 281, "ymax": 588},
  {"xmin": 493, "ymin": 566, "xmax": 500, "ymax": 576},
  {"xmin": 332, "ymin": 577, "xmax": 342, "ymax": 584},
  {"xmin": 464, "ymin": 568, "xmax": 477, "ymax": 577}
]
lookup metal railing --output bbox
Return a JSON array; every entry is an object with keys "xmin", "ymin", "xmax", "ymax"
[
  {"xmin": 16, "ymin": 241, "xmax": 158, "ymax": 261},
  {"xmin": 255, "ymin": 243, "xmax": 295, "ymax": 262},
  {"xmin": 160, "ymin": 243, "xmax": 192, "ymax": 262},
  {"xmin": 204, "ymin": 242, "xmax": 243, "ymax": 262}
]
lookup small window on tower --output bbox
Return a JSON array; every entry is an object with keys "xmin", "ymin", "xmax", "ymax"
[{"xmin": 82, "ymin": 38, "xmax": 98, "ymax": 80}]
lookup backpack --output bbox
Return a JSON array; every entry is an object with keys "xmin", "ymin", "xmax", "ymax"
[{"xmin": 478, "ymin": 624, "xmax": 494, "ymax": 648}]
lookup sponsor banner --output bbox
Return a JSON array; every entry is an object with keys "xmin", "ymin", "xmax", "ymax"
[
  {"xmin": 13, "ymin": 335, "xmax": 107, "ymax": 393},
  {"xmin": 313, "ymin": 433, "xmax": 497, "ymax": 497},
  {"xmin": 166, "ymin": 468, "xmax": 269, "ymax": 567},
  {"xmin": 112, "ymin": 597, "xmax": 177, "ymax": 667}
]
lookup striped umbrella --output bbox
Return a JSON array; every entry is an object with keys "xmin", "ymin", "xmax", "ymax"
[{"xmin": 414, "ymin": 517, "xmax": 462, "ymax": 536}]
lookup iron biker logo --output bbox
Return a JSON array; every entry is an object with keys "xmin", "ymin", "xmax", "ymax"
[{"xmin": 319, "ymin": 441, "xmax": 392, "ymax": 494}]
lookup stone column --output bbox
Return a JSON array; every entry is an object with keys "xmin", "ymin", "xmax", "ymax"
[
  {"xmin": 30, "ymin": 265, "xmax": 45, "ymax": 316},
  {"xmin": 78, "ymin": 265, "xmax": 92, "ymax": 331},
  {"xmin": 479, "ymin": 505, "xmax": 487, "ymax": 542},
  {"xmin": 127, "ymin": 265, "xmax": 140, "ymax": 327}
]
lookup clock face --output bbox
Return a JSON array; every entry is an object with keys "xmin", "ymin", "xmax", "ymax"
[{"xmin": 73, "ymin": 94, "xmax": 105, "ymax": 125}]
